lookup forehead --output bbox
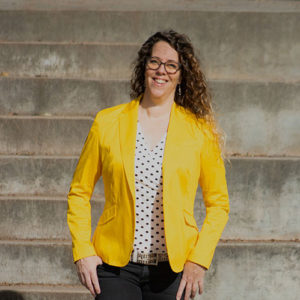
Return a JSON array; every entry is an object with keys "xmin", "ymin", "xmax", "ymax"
[{"xmin": 151, "ymin": 41, "xmax": 179, "ymax": 61}]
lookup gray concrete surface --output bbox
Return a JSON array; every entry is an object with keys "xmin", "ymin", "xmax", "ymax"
[
  {"xmin": 1, "ymin": 0, "xmax": 300, "ymax": 12},
  {"xmin": 215, "ymin": 81, "xmax": 300, "ymax": 156},
  {"xmin": 218, "ymin": 157, "xmax": 300, "ymax": 239},
  {"xmin": 1, "ymin": 93, "xmax": 299, "ymax": 155},
  {"xmin": 204, "ymin": 242, "xmax": 300, "ymax": 300},
  {"xmin": 1, "ymin": 157, "xmax": 299, "ymax": 200},
  {"xmin": 0, "ymin": 197, "xmax": 104, "ymax": 240},
  {"xmin": 195, "ymin": 160, "xmax": 300, "ymax": 239},
  {"xmin": 0, "ymin": 44, "xmax": 137, "ymax": 80},
  {"xmin": 1, "ymin": 9, "xmax": 300, "ymax": 43},
  {"xmin": 0, "ymin": 156, "xmax": 104, "ymax": 196},
  {"xmin": 1, "ymin": 79, "xmax": 299, "ymax": 118},
  {"xmin": 1, "ymin": 78, "xmax": 299, "ymax": 155},
  {"xmin": 0, "ymin": 241, "xmax": 299, "ymax": 300},
  {"xmin": 0, "ymin": 285, "xmax": 91, "ymax": 300},
  {"xmin": 1, "ymin": 9, "xmax": 300, "ymax": 82},
  {"xmin": 0, "ymin": 241, "xmax": 77, "ymax": 285},
  {"xmin": 1, "ymin": 170, "xmax": 299, "ymax": 239},
  {"xmin": 0, "ymin": 78, "xmax": 130, "ymax": 116},
  {"xmin": 0, "ymin": 117, "xmax": 93, "ymax": 155},
  {"xmin": 1, "ymin": 158, "xmax": 299, "ymax": 241}
]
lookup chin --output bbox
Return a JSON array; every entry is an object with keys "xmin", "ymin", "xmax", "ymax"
[{"xmin": 148, "ymin": 88, "xmax": 169, "ymax": 100}]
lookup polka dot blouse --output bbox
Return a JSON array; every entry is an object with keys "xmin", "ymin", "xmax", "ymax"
[{"xmin": 133, "ymin": 120, "xmax": 168, "ymax": 254}]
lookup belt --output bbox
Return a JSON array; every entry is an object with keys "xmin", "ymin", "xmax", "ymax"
[{"xmin": 130, "ymin": 251, "xmax": 169, "ymax": 266}]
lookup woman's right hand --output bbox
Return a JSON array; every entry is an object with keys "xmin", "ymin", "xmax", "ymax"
[{"xmin": 75, "ymin": 255, "xmax": 103, "ymax": 296}]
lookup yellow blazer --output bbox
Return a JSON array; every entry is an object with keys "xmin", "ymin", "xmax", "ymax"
[{"xmin": 67, "ymin": 95, "xmax": 229, "ymax": 272}]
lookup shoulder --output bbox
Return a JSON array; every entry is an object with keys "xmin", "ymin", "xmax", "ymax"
[
  {"xmin": 177, "ymin": 105, "xmax": 214, "ymax": 141},
  {"xmin": 179, "ymin": 107, "xmax": 222, "ymax": 155},
  {"xmin": 91, "ymin": 101, "xmax": 134, "ymax": 130},
  {"xmin": 94, "ymin": 102, "xmax": 128, "ymax": 123},
  {"xmin": 196, "ymin": 118, "xmax": 215, "ymax": 140}
]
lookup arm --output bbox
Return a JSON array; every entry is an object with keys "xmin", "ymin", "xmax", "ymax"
[
  {"xmin": 67, "ymin": 113, "xmax": 103, "ymax": 296},
  {"xmin": 187, "ymin": 124, "xmax": 230, "ymax": 270},
  {"xmin": 67, "ymin": 113, "xmax": 102, "ymax": 261},
  {"xmin": 176, "ymin": 124, "xmax": 230, "ymax": 300}
]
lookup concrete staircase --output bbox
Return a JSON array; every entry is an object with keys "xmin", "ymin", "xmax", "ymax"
[{"xmin": 0, "ymin": 1, "xmax": 299, "ymax": 299}]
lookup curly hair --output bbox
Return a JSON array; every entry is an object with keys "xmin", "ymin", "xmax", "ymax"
[{"xmin": 130, "ymin": 30, "xmax": 227, "ymax": 160}]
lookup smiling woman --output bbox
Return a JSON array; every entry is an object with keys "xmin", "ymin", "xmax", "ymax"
[{"xmin": 67, "ymin": 30, "xmax": 229, "ymax": 300}]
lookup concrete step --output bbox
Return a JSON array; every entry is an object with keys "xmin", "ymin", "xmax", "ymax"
[
  {"xmin": 0, "ymin": 156, "xmax": 104, "ymax": 196},
  {"xmin": 1, "ymin": 79, "xmax": 299, "ymax": 155},
  {"xmin": 0, "ymin": 196, "xmax": 104, "ymax": 240},
  {"xmin": 1, "ymin": 102, "xmax": 299, "ymax": 156},
  {"xmin": 0, "ymin": 157, "xmax": 299, "ymax": 240},
  {"xmin": 0, "ymin": 77, "xmax": 130, "ymax": 116},
  {"xmin": 0, "ymin": 6, "xmax": 299, "ymax": 82},
  {"xmin": 0, "ymin": 241, "xmax": 298, "ymax": 300},
  {"xmin": 1, "ymin": 0, "xmax": 299, "ymax": 13},
  {"xmin": 196, "ymin": 160, "xmax": 300, "ymax": 240},
  {"xmin": 0, "ymin": 156, "xmax": 299, "ymax": 196},
  {"xmin": 1, "ymin": 78, "xmax": 299, "ymax": 117},
  {"xmin": 217, "ymin": 80, "xmax": 300, "ymax": 156},
  {"xmin": 0, "ymin": 38, "xmax": 298, "ymax": 82},
  {"xmin": 0, "ymin": 171, "xmax": 299, "ymax": 240},
  {"xmin": 2, "ymin": 8, "xmax": 299, "ymax": 43},
  {"xmin": 0, "ymin": 285, "xmax": 91, "ymax": 300},
  {"xmin": 0, "ymin": 43, "xmax": 137, "ymax": 80},
  {"xmin": 0, "ymin": 156, "xmax": 298, "ymax": 199},
  {"xmin": 0, "ymin": 117, "xmax": 92, "ymax": 156}
]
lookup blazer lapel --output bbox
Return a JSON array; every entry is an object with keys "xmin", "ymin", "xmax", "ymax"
[
  {"xmin": 119, "ymin": 96, "xmax": 194, "ymax": 207},
  {"xmin": 162, "ymin": 102, "xmax": 195, "ymax": 206},
  {"xmin": 119, "ymin": 96, "xmax": 141, "ymax": 202}
]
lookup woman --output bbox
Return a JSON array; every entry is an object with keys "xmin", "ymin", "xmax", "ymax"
[{"xmin": 67, "ymin": 30, "xmax": 229, "ymax": 300}]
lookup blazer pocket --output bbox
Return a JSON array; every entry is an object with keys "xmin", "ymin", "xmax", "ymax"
[
  {"xmin": 183, "ymin": 209, "xmax": 199, "ymax": 231},
  {"xmin": 98, "ymin": 204, "xmax": 116, "ymax": 225}
]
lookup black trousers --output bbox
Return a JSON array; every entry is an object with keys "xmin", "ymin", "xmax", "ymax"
[{"xmin": 95, "ymin": 261, "xmax": 185, "ymax": 300}]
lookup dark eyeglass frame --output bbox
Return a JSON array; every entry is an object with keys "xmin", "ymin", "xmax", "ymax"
[{"xmin": 146, "ymin": 56, "xmax": 181, "ymax": 74}]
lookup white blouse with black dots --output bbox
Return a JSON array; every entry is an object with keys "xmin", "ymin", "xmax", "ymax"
[{"xmin": 132, "ymin": 120, "xmax": 168, "ymax": 254}]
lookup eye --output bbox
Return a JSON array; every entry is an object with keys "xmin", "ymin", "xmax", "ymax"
[
  {"xmin": 149, "ymin": 58, "xmax": 159, "ymax": 64},
  {"xmin": 166, "ymin": 62, "xmax": 178, "ymax": 69},
  {"xmin": 148, "ymin": 57, "xmax": 158, "ymax": 63}
]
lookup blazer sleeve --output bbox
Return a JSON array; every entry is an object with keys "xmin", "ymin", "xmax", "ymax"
[
  {"xmin": 67, "ymin": 112, "xmax": 102, "ymax": 262},
  {"xmin": 187, "ymin": 124, "xmax": 230, "ymax": 269}
]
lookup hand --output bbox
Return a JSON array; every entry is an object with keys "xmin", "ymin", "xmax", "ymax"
[
  {"xmin": 75, "ymin": 255, "xmax": 103, "ymax": 296},
  {"xmin": 176, "ymin": 260, "xmax": 206, "ymax": 300}
]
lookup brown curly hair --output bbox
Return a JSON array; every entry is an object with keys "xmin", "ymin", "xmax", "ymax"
[{"xmin": 130, "ymin": 30, "xmax": 227, "ymax": 160}]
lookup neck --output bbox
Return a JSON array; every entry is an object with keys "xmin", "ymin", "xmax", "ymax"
[{"xmin": 140, "ymin": 91, "xmax": 175, "ymax": 119}]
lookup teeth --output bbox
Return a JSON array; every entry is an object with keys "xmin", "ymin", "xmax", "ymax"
[{"xmin": 154, "ymin": 79, "xmax": 167, "ymax": 84}]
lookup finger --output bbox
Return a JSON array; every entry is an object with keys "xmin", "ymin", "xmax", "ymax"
[
  {"xmin": 184, "ymin": 281, "xmax": 192, "ymax": 300},
  {"xmin": 198, "ymin": 279, "xmax": 204, "ymax": 295},
  {"xmin": 176, "ymin": 278, "xmax": 186, "ymax": 300},
  {"xmin": 77, "ymin": 270, "xmax": 86, "ymax": 286},
  {"xmin": 84, "ymin": 273, "xmax": 96, "ymax": 297},
  {"xmin": 191, "ymin": 282, "xmax": 198, "ymax": 298},
  {"xmin": 91, "ymin": 268, "xmax": 101, "ymax": 295}
]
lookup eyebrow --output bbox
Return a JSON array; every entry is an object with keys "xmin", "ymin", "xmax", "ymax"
[{"xmin": 151, "ymin": 56, "xmax": 179, "ymax": 63}]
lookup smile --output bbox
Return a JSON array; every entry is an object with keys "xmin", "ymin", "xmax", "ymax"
[{"xmin": 153, "ymin": 78, "xmax": 168, "ymax": 86}]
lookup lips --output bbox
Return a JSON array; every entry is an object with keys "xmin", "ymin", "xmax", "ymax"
[{"xmin": 153, "ymin": 77, "xmax": 168, "ymax": 86}]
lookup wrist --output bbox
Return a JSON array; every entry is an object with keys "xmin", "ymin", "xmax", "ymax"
[{"xmin": 186, "ymin": 260, "xmax": 207, "ymax": 271}]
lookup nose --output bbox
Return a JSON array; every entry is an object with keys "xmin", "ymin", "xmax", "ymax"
[{"xmin": 156, "ymin": 62, "xmax": 166, "ymax": 74}]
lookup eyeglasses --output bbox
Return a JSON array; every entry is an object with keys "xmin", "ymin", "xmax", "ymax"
[{"xmin": 146, "ymin": 57, "xmax": 181, "ymax": 74}]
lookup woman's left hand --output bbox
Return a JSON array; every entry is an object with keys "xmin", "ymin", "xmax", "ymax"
[{"xmin": 176, "ymin": 260, "xmax": 206, "ymax": 300}]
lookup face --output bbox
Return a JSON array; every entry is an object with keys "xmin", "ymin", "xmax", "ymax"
[{"xmin": 144, "ymin": 41, "xmax": 181, "ymax": 102}]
